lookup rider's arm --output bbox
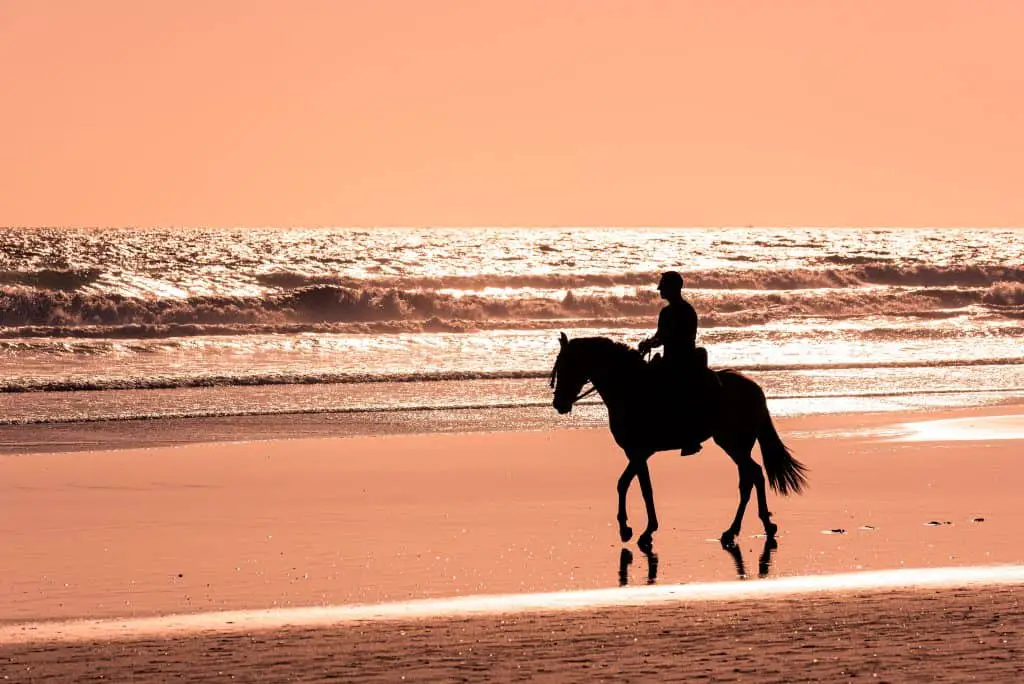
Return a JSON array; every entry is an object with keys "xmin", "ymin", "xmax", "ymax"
[
  {"xmin": 682, "ymin": 302, "xmax": 698, "ymax": 350},
  {"xmin": 639, "ymin": 309, "xmax": 670, "ymax": 352}
]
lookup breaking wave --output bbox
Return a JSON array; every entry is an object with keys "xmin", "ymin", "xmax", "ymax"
[
  {"xmin": 983, "ymin": 281, "xmax": 1024, "ymax": 306},
  {"xmin": 3, "ymin": 321, "xmax": 1023, "ymax": 348},
  {"xmin": 0, "ymin": 268, "xmax": 102, "ymax": 290},
  {"xmin": 2, "ymin": 357, "xmax": 1021, "ymax": 394},
  {"xmin": 0, "ymin": 281, "xmax": 1020, "ymax": 334},
  {"xmin": 254, "ymin": 264, "xmax": 1024, "ymax": 292}
]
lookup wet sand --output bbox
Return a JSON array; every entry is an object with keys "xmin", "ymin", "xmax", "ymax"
[
  {"xmin": 1, "ymin": 406, "xmax": 1022, "ymax": 680},
  {"xmin": 4, "ymin": 586, "xmax": 1022, "ymax": 682}
]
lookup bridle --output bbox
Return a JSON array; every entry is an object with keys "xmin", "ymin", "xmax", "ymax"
[
  {"xmin": 549, "ymin": 356, "xmax": 599, "ymax": 405},
  {"xmin": 572, "ymin": 384, "xmax": 599, "ymax": 403}
]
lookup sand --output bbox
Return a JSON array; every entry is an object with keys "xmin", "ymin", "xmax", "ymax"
[{"xmin": 1, "ymin": 405, "xmax": 1023, "ymax": 680}]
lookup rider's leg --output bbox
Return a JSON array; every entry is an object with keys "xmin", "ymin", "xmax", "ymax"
[
  {"xmin": 680, "ymin": 363, "xmax": 723, "ymax": 456},
  {"xmin": 678, "ymin": 367, "xmax": 704, "ymax": 456}
]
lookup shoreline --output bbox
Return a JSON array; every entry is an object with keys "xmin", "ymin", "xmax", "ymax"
[
  {"xmin": 2, "ymin": 395, "xmax": 1023, "ymax": 456},
  {"xmin": 3, "ymin": 564, "xmax": 1023, "ymax": 645}
]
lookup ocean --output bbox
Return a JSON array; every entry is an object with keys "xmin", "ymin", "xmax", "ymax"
[{"xmin": 1, "ymin": 227, "xmax": 1022, "ymax": 440}]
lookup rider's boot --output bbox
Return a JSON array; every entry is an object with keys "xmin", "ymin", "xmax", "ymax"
[{"xmin": 679, "ymin": 397, "xmax": 703, "ymax": 456}]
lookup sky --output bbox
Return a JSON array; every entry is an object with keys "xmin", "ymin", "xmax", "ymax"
[{"xmin": 2, "ymin": 1, "xmax": 1022, "ymax": 227}]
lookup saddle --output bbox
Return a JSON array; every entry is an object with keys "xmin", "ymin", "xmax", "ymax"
[{"xmin": 645, "ymin": 347, "xmax": 722, "ymax": 422}]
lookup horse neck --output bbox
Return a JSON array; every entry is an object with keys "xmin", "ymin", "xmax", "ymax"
[{"xmin": 582, "ymin": 346, "xmax": 637, "ymax": 406}]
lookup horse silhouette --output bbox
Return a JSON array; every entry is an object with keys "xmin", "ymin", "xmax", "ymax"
[{"xmin": 550, "ymin": 333, "xmax": 807, "ymax": 552}]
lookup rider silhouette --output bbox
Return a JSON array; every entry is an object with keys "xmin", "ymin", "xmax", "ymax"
[
  {"xmin": 638, "ymin": 271, "xmax": 697, "ymax": 364},
  {"xmin": 638, "ymin": 271, "xmax": 703, "ymax": 455}
]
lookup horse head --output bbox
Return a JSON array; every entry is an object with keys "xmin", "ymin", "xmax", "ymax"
[{"xmin": 550, "ymin": 332, "xmax": 589, "ymax": 414}]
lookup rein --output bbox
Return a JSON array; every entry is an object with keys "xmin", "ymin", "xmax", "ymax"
[{"xmin": 550, "ymin": 356, "xmax": 600, "ymax": 406}]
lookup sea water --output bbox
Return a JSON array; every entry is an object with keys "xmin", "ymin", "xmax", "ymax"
[{"xmin": 1, "ymin": 227, "xmax": 1022, "ymax": 432}]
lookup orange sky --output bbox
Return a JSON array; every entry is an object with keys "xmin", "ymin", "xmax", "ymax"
[{"xmin": 2, "ymin": 1, "xmax": 1022, "ymax": 227}]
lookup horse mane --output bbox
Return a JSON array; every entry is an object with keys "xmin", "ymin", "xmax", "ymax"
[
  {"xmin": 572, "ymin": 336, "xmax": 645, "ymax": 367},
  {"xmin": 551, "ymin": 336, "xmax": 637, "ymax": 385}
]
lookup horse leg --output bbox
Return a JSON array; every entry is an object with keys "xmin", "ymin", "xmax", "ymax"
[
  {"xmin": 721, "ymin": 465, "xmax": 752, "ymax": 548},
  {"xmin": 716, "ymin": 435, "xmax": 758, "ymax": 547},
  {"xmin": 751, "ymin": 456, "xmax": 777, "ymax": 539},
  {"xmin": 616, "ymin": 461, "xmax": 636, "ymax": 542},
  {"xmin": 735, "ymin": 455, "xmax": 777, "ymax": 539},
  {"xmin": 633, "ymin": 455, "xmax": 658, "ymax": 552}
]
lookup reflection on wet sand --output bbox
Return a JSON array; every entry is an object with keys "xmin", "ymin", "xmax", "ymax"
[
  {"xmin": 722, "ymin": 537, "xmax": 779, "ymax": 579},
  {"xmin": 618, "ymin": 537, "xmax": 778, "ymax": 587},
  {"xmin": 618, "ymin": 547, "xmax": 659, "ymax": 586}
]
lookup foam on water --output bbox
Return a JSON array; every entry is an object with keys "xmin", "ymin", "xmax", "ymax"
[{"xmin": 895, "ymin": 414, "xmax": 1024, "ymax": 441}]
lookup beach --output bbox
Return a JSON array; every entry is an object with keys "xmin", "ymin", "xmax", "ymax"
[
  {"xmin": 6, "ymin": 0, "xmax": 1024, "ymax": 678},
  {"xmin": 1, "ymin": 228, "xmax": 1021, "ymax": 682},
  {"xmin": 2, "ymin": 405, "xmax": 1022, "ymax": 680}
]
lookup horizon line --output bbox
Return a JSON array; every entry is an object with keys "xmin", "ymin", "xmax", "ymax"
[{"xmin": 3, "ymin": 225, "xmax": 1024, "ymax": 231}]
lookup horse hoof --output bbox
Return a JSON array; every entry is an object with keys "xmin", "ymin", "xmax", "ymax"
[
  {"xmin": 765, "ymin": 522, "xmax": 779, "ymax": 539},
  {"xmin": 637, "ymin": 534, "xmax": 654, "ymax": 553},
  {"xmin": 619, "ymin": 525, "xmax": 633, "ymax": 543},
  {"xmin": 720, "ymin": 531, "xmax": 736, "ymax": 548}
]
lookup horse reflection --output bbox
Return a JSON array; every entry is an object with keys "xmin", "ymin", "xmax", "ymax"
[
  {"xmin": 721, "ymin": 537, "xmax": 778, "ymax": 579},
  {"xmin": 618, "ymin": 547, "xmax": 659, "ymax": 586}
]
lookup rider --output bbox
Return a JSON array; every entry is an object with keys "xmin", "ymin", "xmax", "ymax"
[
  {"xmin": 638, "ymin": 271, "xmax": 703, "ymax": 455},
  {"xmin": 638, "ymin": 271, "xmax": 698, "ymax": 366}
]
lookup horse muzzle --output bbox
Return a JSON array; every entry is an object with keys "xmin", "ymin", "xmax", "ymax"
[{"xmin": 553, "ymin": 397, "xmax": 573, "ymax": 414}]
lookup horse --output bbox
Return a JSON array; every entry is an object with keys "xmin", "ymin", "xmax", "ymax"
[{"xmin": 549, "ymin": 333, "xmax": 807, "ymax": 552}]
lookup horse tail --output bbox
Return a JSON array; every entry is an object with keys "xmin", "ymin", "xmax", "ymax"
[{"xmin": 757, "ymin": 412, "xmax": 808, "ymax": 496}]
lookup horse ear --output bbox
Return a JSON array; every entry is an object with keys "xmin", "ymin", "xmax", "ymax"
[{"xmin": 559, "ymin": 332, "xmax": 568, "ymax": 348}]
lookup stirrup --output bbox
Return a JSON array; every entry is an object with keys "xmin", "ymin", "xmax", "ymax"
[{"xmin": 680, "ymin": 442, "xmax": 702, "ymax": 457}]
